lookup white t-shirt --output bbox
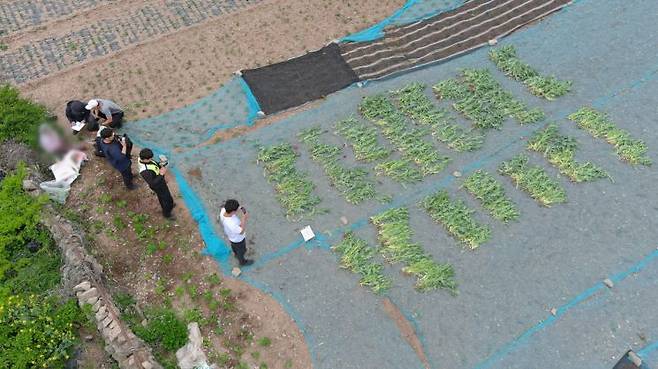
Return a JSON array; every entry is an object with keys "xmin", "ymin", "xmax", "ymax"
[{"xmin": 220, "ymin": 208, "xmax": 245, "ymax": 243}]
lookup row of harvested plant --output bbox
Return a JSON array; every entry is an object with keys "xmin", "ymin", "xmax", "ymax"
[{"xmin": 332, "ymin": 232, "xmax": 392, "ymax": 294}]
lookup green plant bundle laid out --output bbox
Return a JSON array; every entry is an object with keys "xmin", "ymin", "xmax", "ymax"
[
  {"xmin": 335, "ymin": 117, "xmax": 391, "ymax": 162},
  {"xmin": 299, "ymin": 127, "xmax": 381, "ymax": 204},
  {"xmin": 360, "ymin": 95, "xmax": 451, "ymax": 176},
  {"xmin": 433, "ymin": 68, "xmax": 544, "ymax": 129},
  {"xmin": 568, "ymin": 107, "xmax": 652, "ymax": 166},
  {"xmin": 463, "ymin": 170, "xmax": 519, "ymax": 223},
  {"xmin": 332, "ymin": 232, "xmax": 392, "ymax": 294},
  {"xmin": 392, "ymin": 83, "xmax": 484, "ymax": 152},
  {"xmin": 489, "ymin": 45, "xmax": 572, "ymax": 100},
  {"xmin": 499, "ymin": 155, "xmax": 567, "ymax": 206},
  {"xmin": 371, "ymin": 207, "xmax": 456, "ymax": 293},
  {"xmin": 421, "ymin": 190, "xmax": 491, "ymax": 249},
  {"xmin": 527, "ymin": 123, "xmax": 609, "ymax": 182},
  {"xmin": 257, "ymin": 143, "xmax": 321, "ymax": 219}
]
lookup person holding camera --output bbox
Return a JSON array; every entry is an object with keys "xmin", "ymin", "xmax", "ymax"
[
  {"xmin": 138, "ymin": 148, "xmax": 175, "ymax": 219},
  {"xmin": 99, "ymin": 128, "xmax": 135, "ymax": 189},
  {"xmin": 220, "ymin": 199, "xmax": 253, "ymax": 266}
]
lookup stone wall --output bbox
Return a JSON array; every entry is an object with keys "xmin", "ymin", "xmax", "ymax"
[{"xmin": 40, "ymin": 208, "xmax": 163, "ymax": 369}]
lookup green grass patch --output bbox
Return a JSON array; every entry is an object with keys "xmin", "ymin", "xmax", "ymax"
[
  {"xmin": 463, "ymin": 170, "xmax": 519, "ymax": 223},
  {"xmin": 0, "ymin": 85, "xmax": 51, "ymax": 147},
  {"xmin": 374, "ymin": 159, "xmax": 423, "ymax": 185},
  {"xmin": 360, "ymin": 95, "xmax": 451, "ymax": 176},
  {"xmin": 393, "ymin": 82, "xmax": 484, "ymax": 151},
  {"xmin": 499, "ymin": 155, "xmax": 567, "ymax": 206},
  {"xmin": 489, "ymin": 45, "xmax": 571, "ymax": 100},
  {"xmin": 299, "ymin": 127, "xmax": 381, "ymax": 204},
  {"xmin": 568, "ymin": 107, "xmax": 651, "ymax": 166},
  {"xmin": 370, "ymin": 208, "xmax": 456, "ymax": 293},
  {"xmin": 433, "ymin": 69, "xmax": 544, "ymax": 129},
  {"xmin": 335, "ymin": 117, "xmax": 391, "ymax": 162},
  {"xmin": 332, "ymin": 232, "xmax": 392, "ymax": 294},
  {"xmin": 421, "ymin": 190, "xmax": 491, "ymax": 249},
  {"xmin": 527, "ymin": 123, "xmax": 609, "ymax": 182},
  {"xmin": 257, "ymin": 143, "xmax": 321, "ymax": 218}
]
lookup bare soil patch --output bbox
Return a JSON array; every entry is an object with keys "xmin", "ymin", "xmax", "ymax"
[
  {"xmin": 382, "ymin": 298, "xmax": 430, "ymax": 369},
  {"xmin": 20, "ymin": 0, "xmax": 404, "ymax": 122}
]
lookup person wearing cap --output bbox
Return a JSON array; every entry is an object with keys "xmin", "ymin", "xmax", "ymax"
[
  {"xmin": 98, "ymin": 128, "xmax": 135, "ymax": 189},
  {"xmin": 138, "ymin": 148, "xmax": 175, "ymax": 218},
  {"xmin": 86, "ymin": 99, "xmax": 124, "ymax": 129}
]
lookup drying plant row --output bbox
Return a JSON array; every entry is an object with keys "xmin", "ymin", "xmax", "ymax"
[
  {"xmin": 434, "ymin": 68, "xmax": 545, "ymax": 129},
  {"xmin": 332, "ymin": 232, "xmax": 392, "ymax": 294},
  {"xmin": 498, "ymin": 155, "xmax": 566, "ymax": 207},
  {"xmin": 489, "ymin": 45, "xmax": 572, "ymax": 100},
  {"xmin": 462, "ymin": 170, "xmax": 519, "ymax": 223},
  {"xmin": 527, "ymin": 123, "xmax": 609, "ymax": 182},
  {"xmin": 298, "ymin": 127, "xmax": 381, "ymax": 205},
  {"xmin": 257, "ymin": 143, "xmax": 321, "ymax": 219},
  {"xmin": 568, "ymin": 107, "xmax": 652, "ymax": 166},
  {"xmin": 360, "ymin": 95, "xmax": 451, "ymax": 176},
  {"xmin": 420, "ymin": 190, "xmax": 491, "ymax": 249},
  {"xmin": 335, "ymin": 117, "xmax": 391, "ymax": 162},
  {"xmin": 392, "ymin": 83, "xmax": 484, "ymax": 152},
  {"xmin": 370, "ymin": 207, "xmax": 457, "ymax": 293}
]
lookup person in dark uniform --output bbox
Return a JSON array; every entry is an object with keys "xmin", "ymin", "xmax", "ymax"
[
  {"xmin": 138, "ymin": 148, "xmax": 175, "ymax": 218},
  {"xmin": 99, "ymin": 128, "xmax": 135, "ymax": 189},
  {"xmin": 65, "ymin": 100, "xmax": 99, "ymax": 132}
]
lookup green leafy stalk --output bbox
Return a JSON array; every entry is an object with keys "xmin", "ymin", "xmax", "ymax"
[
  {"xmin": 335, "ymin": 117, "xmax": 391, "ymax": 162},
  {"xmin": 360, "ymin": 95, "xmax": 451, "ymax": 176},
  {"xmin": 489, "ymin": 45, "xmax": 572, "ymax": 100},
  {"xmin": 332, "ymin": 232, "xmax": 392, "ymax": 294},
  {"xmin": 433, "ymin": 69, "xmax": 544, "ymax": 129},
  {"xmin": 527, "ymin": 123, "xmax": 609, "ymax": 182},
  {"xmin": 463, "ymin": 170, "xmax": 519, "ymax": 223},
  {"xmin": 299, "ymin": 127, "xmax": 381, "ymax": 204},
  {"xmin": 420, "ymin": 190, "xmax": 491, "ymax": 249},
  {"xmin": 257, "ymin": 143, "xmax": 321, "ymax": 218},
  {"xmin": 568, "ymin": 107, "xmax": 651, "ymax": 166},
  {"xmin": 499, "ymin": 155, "xmax": 566, "ymax": 206},
  {"xmin": 370, "ymin": 208, "xmax": 457, "ymax": 293},
  {"xmin": 393, "ymin": 83, "xmax": 484, "ymax": 152}
]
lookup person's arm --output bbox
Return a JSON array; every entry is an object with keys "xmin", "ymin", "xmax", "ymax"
[
  {"xmin": 239, "ymin": 211, "xmax": 249, "ymax": 234},
  {"xmin": 120, "ymin": 138, "xmax": 127, "ymax": 155}
]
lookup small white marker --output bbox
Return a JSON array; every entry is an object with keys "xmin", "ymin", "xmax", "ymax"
[{"xmin": 301, "ymin": 226, "xmax": 316, "ymax": 242}]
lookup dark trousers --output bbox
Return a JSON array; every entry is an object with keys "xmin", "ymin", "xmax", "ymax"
[
  {"xmin": 120, "ymin": 167, "xmax": 133, "ymax": 188},
  {"xmin": 155, "ymin": 184, "xmax": 174, "ymax": 217},
  {"xmin": 230, "ymin": 239, "xmax": 247, "ymax": 264}
]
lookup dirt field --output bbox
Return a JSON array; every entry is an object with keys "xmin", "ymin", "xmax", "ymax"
[{"xmin": 14, "ymin": 0, "xmax": 404, "ymax": 121}]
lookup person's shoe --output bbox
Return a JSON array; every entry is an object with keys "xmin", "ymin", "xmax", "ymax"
[
  {"xmin": 164, "ymin": 214, "xmax": 176, "ymax": 221},
  {"xmin": 240, "ymin": 259, "xmax": 254, "ymax": 266}
]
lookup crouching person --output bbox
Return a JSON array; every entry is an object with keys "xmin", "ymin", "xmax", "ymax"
[{"xmin": 138, "ymin": 148, "xmax": 175, "ymax": 218}]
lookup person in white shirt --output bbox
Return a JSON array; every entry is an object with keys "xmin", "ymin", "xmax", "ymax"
[{"xmin": 220, "ymin": 199, "xmax": 253, "ymax": 266}]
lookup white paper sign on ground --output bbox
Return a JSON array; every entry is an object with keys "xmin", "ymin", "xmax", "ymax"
[{"xmin": 300, "ymin": 225, "xmax": 315, "ymax": 242}]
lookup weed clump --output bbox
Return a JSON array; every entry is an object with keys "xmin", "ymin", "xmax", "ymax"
[
  {"xmin": 332, "ymin": 232, "xmax": 392, "ymax": 294},
  {"xmin": 499, "ymin": 155, "xmax": 567, "ymax": 206},
  {"xmin": 463, "ymin": 170, "xmax": 519, "ymax": 223},
  {"xmin": 335, "ymin": 117, "xmax": 391, "ymax": 162}
]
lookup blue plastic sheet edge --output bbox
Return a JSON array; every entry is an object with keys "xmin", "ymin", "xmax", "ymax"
[{"xmin": 340, "ymin": 0, "xmax": 464, "ymax": 43}]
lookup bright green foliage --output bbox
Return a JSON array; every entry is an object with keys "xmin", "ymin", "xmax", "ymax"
[
  {"xmin": 463, "ymin": 170, "xmax": 519, "ymax": 223},
  {"xmin": 499, "ymin": 155, "xmax": 567, "ymax": 206},
  {"xmin": 489, "ymin": 45, "xmax": 572, "ymax": 100},
  {"xmin": 332, "ymin": 232, "xmax": 392, "ymax": 294},
  {"xmin": 527, "ymin": 124, "xmax": 609, "ymax": 182},
  {"xmin": 133, "ymin": 308, "xmax": 188, "ymax": 351},
  {"xmin": 421, "ymin": 190, "xmax": 491, "ymax": 249},
  {"xmin": 0, "ymin": 165, "xmax": 51, "ymax": 287},
  {"xmin": 360, "ymin": 95, "xmax": 451, "ymax": 176},
  {"xmin": 0, "ymin": 85, "xmax": 50, "ymax": 147},
  {"xmin": 371, "ymin": 208, "xmax": 456, "ymax": 292},
  {"xmin": 374, "ymin": 159, "xmax": 423, "ymax": 184},
  {"xmin": 257, "ymin": 144, "xmax": 321, "ymax": 218},
  {"xmin": 568, "ymin": 107, "xmax": 652, "ymax": 166},
  {"xmin": 433, "ymin": 69, "xmax": 544, "ymax": 129},
  {"xmin": 0, "ymin": 295, "xmax": 81, "ymax": 369},
  {"xmin": 335, "ymin": 118, "xmax": 391, "ymax": 162},
  {"xmin": 299, "ymin": 127, "xmax": 380, "ymax": 204},
  {"xmin": 393, "ymin": 83, "xmax": 484, "ymax": 151}
]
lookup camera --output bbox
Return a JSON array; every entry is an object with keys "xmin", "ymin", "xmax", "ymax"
[{"xmin": 240, "ymin": 206, "xmax": 247, "ymax": 214}]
